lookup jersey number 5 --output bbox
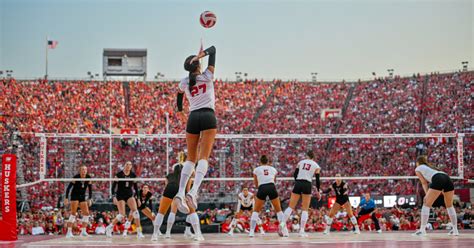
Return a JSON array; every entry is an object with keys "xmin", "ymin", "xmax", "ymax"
[
  {"xmin": 263, "ymin": 169, "xmax": 269, "ymax": 176},
  {"xmin": 303, "ymin": 163, "xmax": 311, "ymax": 170},
  {"xmin": 191, "ymin": 84, "xmax": 207, "ymax": 97}
]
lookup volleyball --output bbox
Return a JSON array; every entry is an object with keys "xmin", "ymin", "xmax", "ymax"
[{"xmin": 200, "ymin": 11, "xmax": 216, "ymax": 28}]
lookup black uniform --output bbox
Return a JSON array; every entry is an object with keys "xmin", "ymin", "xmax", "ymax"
[
  {"xmin": 333, "ymin": 181, "xmax": 349, "ymax": 205},
  {"xmin": 186, "ymin": 108, "xmax": 217, "ymax": 134},
  {"xmin": 162, "ymin": 165, "xmax": 181, "ymax": 199},
  {"xmin": 136, "ymin": 190, "xmax": 153, "ymax": 211},
  {"xmin": 112, "ymin": 171, "xmax": 138, "ymax": 202},
  {"xmin": 66, "ymin": 174, "xmax": 92, "ymax": 202}
]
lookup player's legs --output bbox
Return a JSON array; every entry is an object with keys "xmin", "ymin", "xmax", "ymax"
[
  {"xmin": 324, "ymin": 203, "xmax": 341, "ymax": 235},
  {"xmin": 126, "ymin": 197, "xmax": 143, "ymax": 237},
  {"xmin": 413, "ymin": 188, "xmax": 442, "ymax": 236},
  {"xmin": 106, "ymin": 200, "xmax": 126, "ymax": 237},
  {"xmin": 282, "ymin": 193, "xmax": 300, "ymax": 224},
  {"xmin": 79, "ymin": 201, "xmax": 90, "ymax": 236},
  {"xmin": 249, "ymin": 198, "xmax": 264, "ymax": 237},
  {"xmin": 66, "ymin": 201, "xmax": 79, "ymax": 237},
  {"xmin": 186, "ymin": 129, "xmax": 217, "ymax": 209},
  {"xmin": 343, "ymin": 202, "xmax": 360, "ymax": 234},
  {"xmin": 298, "ymin": 194, "xmax": 311, "ymax": 236},
  {"xmin": 443, "ymin": 190, "xmax": 459, "ymax": 235},
  {"xmin": 174, "ymin": 133, "xmax": 199, "ymax": 214}
]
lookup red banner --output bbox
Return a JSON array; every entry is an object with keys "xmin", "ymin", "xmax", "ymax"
[
  {"xmin": 120, "ymin": 128, "xmax": 138, "ymax": 135},
  {"xmin": 0, "ymin": 154, "xmax": 17, "ymax": 241}
]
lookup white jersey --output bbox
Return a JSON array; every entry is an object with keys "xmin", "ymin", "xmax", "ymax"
[
  {"xmin": 238, "ymin": 192, "xmax": 254, "ymax": 208},
  {"xmin": 253, "ymin": 165, "xmax": 277, "ymax": 186},
  {"xmin": 296, "ymin": 159, "xmax": 320, "ymax": 182},
  {"xmin": 415, "ymin": 164, "xmax": 445, "ymax": 183},
  {"xmin": 179, "ymin": 69, "xmax": 215, "ymax": 112}
]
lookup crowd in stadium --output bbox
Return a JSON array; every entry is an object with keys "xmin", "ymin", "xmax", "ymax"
[
  {"xmin": 1, "ymin": 71, "xmax": 473, "ymax": 233},
  {"xmin": 15, "ymin": 204, "xmax": 474, "ymax": 236}
]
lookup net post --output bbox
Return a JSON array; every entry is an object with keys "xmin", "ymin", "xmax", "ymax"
[
  {"xmin": 457, "ymin": 133, "xmax": 464, "ymax": 178},
  {"xmin": 109, "ymin": 116, "xmax": 113, "ymax": 195},
  {"xmin": 39, "ymin": 134, "xmax": 46, "ymax": 180},
  {"xmin": 165, "ymin": 112, "xmax": 170, "ymax": 175}
]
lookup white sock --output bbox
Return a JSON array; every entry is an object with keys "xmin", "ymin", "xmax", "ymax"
[
  {"xmin": 282, "ymin": 207, "xmax": 293, "ymax": 223},
  {"xmin": 153, "ymin": 213, "xmax": 164, "ymax": 235},
  {"xmin": 327, "ymin": 217, "xmax": 333, "ymax": 225},
  {"xmin": 350, "ymin": 216, "xmax": 359, "ymax": 230},
  {"xmin": 190, "ymin": 212, "xmax": 202, "ymax": 235},
  {"xmin": 189, "ymin": 160, "xmax": 209, "ymax": 196},
  {"xmin": 276, "ymin": 211, "xmax": 284, "ymax": 223},
  {"xmin": 185, "ymin": 226, "xmax": 191, "ymax": 234},
  {"xmin": 250, "ymin": 212, "xmax": 259, "ymax": 233},
  {"xmin": 178, "ymin": 161, "xmax": 195, "ymax": 196},
  {"xmin": 300, "ymin": 211, "xmax": 308, "ymax": 232},
  {"xmin": 420, "ymin": 205, "xmax": 430, "ymax": 230},
  {"xmin": 124, "ymin": 221, "xmax": 131, "ymax": 232},
  {"xmin": 229, "ymin": 218, "xmax": 237, "ymax": 232},
  {"xmin": 67, "ymin": 227, "xmax": 72, "ymax": 233},
  {"xmin": 166, "ymin": 213, "xmax": 176, "ymax": 234},
  {"xmin": 447, "ymin": 207, "xmax": 458, "ymax": 230}
]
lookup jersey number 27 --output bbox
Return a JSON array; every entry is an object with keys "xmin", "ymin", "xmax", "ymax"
[{"xmin": 191, "ymin": 84, "xmax": 207, "ymax": 97}]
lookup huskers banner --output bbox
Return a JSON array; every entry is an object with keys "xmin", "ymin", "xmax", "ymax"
[{"xmin": 0, "ymin": 154, "xmax": 17, "ymax": 241}]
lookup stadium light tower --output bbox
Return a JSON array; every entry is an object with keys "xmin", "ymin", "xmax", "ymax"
[
  {"xmin": 6, "ymin": 70, "xmax": 13, "ymax": 78},
  {"xmin": 235, "ymin": 72, "xmax": 242, "ymax": 81},
  {"xmin": 387, "ymin": 69, "xmax": 394, "ymax": 78},
  {"xmin": 154, "ymin": 72, "xmax": 165, "ymax": 81},
  {"xmin": 462, "ymin": 61, "xmax": 468, "ymax": 72},
  {"xmin": 311, "ymin": 72, "xmax": 318, "ymax": 82}
]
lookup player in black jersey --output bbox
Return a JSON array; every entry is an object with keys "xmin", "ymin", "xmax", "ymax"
[
  {"xmin": 323, "ymin": 174, "xmax": 360, "ymax": 235},
  {"xmin": 105, "ymin": 161, "xmax": 144, "ymax": 238},
  {"xmin": 152, "ymin": 152, "xmax": 201, "ymax": 241},
  {"xmin": 136, "ymin": 184, "xmax": 154, "ymax": 220},
  {"xmin": 64, "ymin": 165, "xmax": 92, "ymax": 238}
]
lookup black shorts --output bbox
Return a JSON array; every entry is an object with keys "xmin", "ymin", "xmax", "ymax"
[
  {"xmin": 186, "ymin": 108, "xmax": 217, "ymax": 134},
  {"xmin": 429, "ymin": 173, "xmax": 454, "ymax": 192},
  {"xmin": 137, "ymin": 203, "xmax": 149, "ymax": 211},
  {"xmin": 70, "ymin": 194, "xmax": 86, "ymax": 203},
  {"xmin": 240, "ymin": 205, "xmax": 253, "ymax": 211},
  {"xmin": 292, "ymin": 180, "xmax": 312, "ymax": 195},
  {"xmin": 163, "ymin": 183, "xmax": 179, "ymax": 199},
  {"xmin": 335, "ymin": 196, "xmax": 349, "ymax": 206},
  {"xmin": 256, "ymin": 183, "xmax": 279, "ymax": 201},
  {"xmin": 116, "ymin": 191, "xmax": 134, "ymax": 202}
]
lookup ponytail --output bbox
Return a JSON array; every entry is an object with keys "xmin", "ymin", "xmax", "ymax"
[{"xmin": 189, "ymin": 72, "xmax": 197, "ymax": 92}]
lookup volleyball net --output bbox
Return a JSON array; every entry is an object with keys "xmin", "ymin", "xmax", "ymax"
[{"xmin": 9, "ymin": 132, "xmax": 468, "ymax": 191}]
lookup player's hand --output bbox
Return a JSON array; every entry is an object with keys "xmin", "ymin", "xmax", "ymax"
[
  {"xmin": 177, "ymin": 111, "xmax": 186, "ymax": 122},
  {"xmin": 137, "ymin": 200, "xmax": 141, "ymax": 207},
  {"xmin": 315, "ymin": 190, "xmax": 322, "ymax": 201},
  {"xmin": 113, "ymin": 197, "xmax": 118, "ymax": 205},
  {"xmin": 64, "ymin": 199, "xmax": 69, "ymax": 206}
]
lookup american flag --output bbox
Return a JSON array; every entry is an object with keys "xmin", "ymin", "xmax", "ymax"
[{"xmin": 48, "ymin": 40, "xmax": 58, "ymax": 49}]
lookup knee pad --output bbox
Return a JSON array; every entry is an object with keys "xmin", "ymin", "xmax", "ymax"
[
  {"xmin": 116, "ymin": 214, "xmax": 124, "ymax": 222},
  {"xmin": 132, "ymin": 210, "xmax": 140, "ymax": 219},
  {"xmin": 68, "ymin": 215, "xmax": 76, "ymax": 223},
  {"xmin": 196, "ymin": 160, "xmax": 209, "ymax": 175}
]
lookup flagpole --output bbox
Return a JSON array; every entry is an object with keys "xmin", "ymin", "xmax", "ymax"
[{"xmin": 45, "ymin": 36, "xmax": 48, "ymax": 80}]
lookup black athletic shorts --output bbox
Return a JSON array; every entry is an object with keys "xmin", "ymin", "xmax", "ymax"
[
  {"xmin": 186, "ymin": 108, "xmax": 217, "ymax": 134},
  {"xmin": 137, "ymin": 203, "xmax": 148, "ymax": 211},
  {"xmin": 163, "ymin": 183, "xmax": 179, "ymax": 199},
  {"xmin": 70, "ymin": 194, "xmax": 86, "ymax": 203},
  {"xmin": 256, "ymin": 183, "xmax": 279, "ymax": 201},
  {"xmin": 292, "ymin": 180, "xmax": 312, "ymax": 195},
  {"xmin": 116, "ymin": 191, "xmax": 134, "ymax": 202},
  {"xmin": 240, "ymin": 205, "xmax": 253, "ymax": 211},
  {"xmin": 429, "ymin": 173, "xmax": 454, "ymax": 192},
  {"xmin": 335, "ymin": 196, "xmax": 349, "ymax": 206}
]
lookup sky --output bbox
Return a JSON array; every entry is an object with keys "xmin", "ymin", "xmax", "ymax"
[{"xmin": 0, "ymin": 0, "xmax": 472, "ymax": 81}]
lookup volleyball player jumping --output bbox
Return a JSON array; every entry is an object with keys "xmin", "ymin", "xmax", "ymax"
[{"xmin": 174, "ymin": 45, "xmax": 217, "ymax": 214}]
